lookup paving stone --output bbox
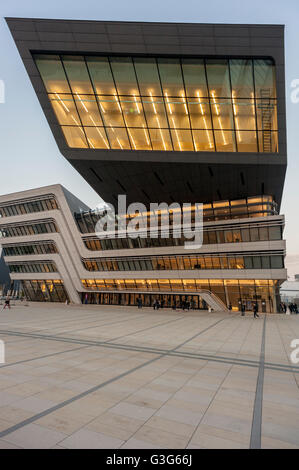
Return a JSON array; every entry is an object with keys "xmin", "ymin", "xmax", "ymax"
[
  {"xmin": 4, "ymin": 424, "xmax": 67, "ymax": 449},
  {"xmin": 60, "ymin": 428, "xmax": 124, "ymax": 449},
  {"xmin": 110, "ymin": 402, "xmax": 156, "ymax": 421}
]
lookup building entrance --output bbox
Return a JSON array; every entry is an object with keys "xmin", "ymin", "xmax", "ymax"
[{"xmin": 81, "ymin": 292, "xmax": 209, "ymax": 310}]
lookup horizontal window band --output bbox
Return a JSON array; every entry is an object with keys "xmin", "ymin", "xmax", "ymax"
[
  {"xmin": 1, "ymin": 240, "xmax": 57, "ymax": 248},
  {"xmin": 35, "ymin": 54, "xmax": 278, "ymax": 153},
  {"xmin": 48, "ymin": 93, "xmax": 278, "ymax": 100},
  {"xmin": 59, "ymin": 125, "xmax": 278, "ymax": 131},
  {"xmin": 82, "ymin": 251, "xmax": 285, "ymax": 263},
  {"xmin": 82, "ymin": 220, "xmax": 284, "ymax": 241},
  {"xmin": 0, "ymin": 218, "xmax": 57, "ymax": 228},
  {"xmin": 0, "ymin": 195, "xmax": 58, "ymax": 208},
  {"xmin": 7, "ymin": 260, "xmax": 55, "ymax": 266}
]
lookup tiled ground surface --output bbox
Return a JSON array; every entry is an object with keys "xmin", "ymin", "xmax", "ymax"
[{"xmin": 0, "ymin": 303, "xmax": 298, "ymax": 449}]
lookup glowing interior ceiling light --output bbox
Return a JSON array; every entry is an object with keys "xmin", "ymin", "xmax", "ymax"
[
  {"xmin": 250, "ymin": 92, "xmax": 255, "ymax": 114},
  {"xmin": 149, "ymin": 91, "xmax": 157, "ymax": 114},
  {"xmin": 133, "ymin": 94, "xmax": 140, "ymax": 114},
  {"xmin": 197, "ymin": 91, "xmax": 212, "ymax": 149},
  {"xmin": 109, "ymin": 123, "xmax": 123, "ymax": 149},
  {"xmin": 142, "ymin": 124, "xmax": 150, "ymax": 146},
  {"xmin": 211, "ymin": 91, "xmax": 219, "ymax": 115},
  {"xmin": 211, "ymin": 91, "xmax": 226, "ymax": 146},
  {"xmin": 165, "ymin": 92, "xmax": 172, "ymax": 114},
  {"xmin": 251, "ymin": 92, "xmax": 257, "ymax": 137},
  {"xmin": 232, "ymin": 91, "xmax": 241, "ymax": 142},
  {"xmin": 156, "ymin": 116, "xmax": 166, "ymax": 150},
  {"xmin": 70, "ymin": 114, "xmax": 87, "ymax": 145},
  {"xmin": 114, "ymin": 94, "xmax": 122, "ymax": 113},
  {"xmin": 232, "ymin": 92, "xmax": 237, "ymax": 116},
  {"xmin": 96, "ymin": 91, "xmax": 105, "ymax": 113},
  {"xmin": 235, "ymin": 121, "xmax": 241, "ymax": 142},
  {"xmin": 196, "ymin": 92, "xmax": 204, "ymax": 115},
  {"xmin": 116, "ymin": 138, "xmax": 123, "ymax": 149},
  {"xmin": 87, "ymin": 138, "xmax": 95, "ymax": 148},
  {"xmin": 88, "ymin": 115, "xmax": 109, "ymax": 149},
  {"xmin": 71, "ymin": 115, "xmax": 84, "ymax": 134},
  {"xmin": 203, "ymin": 117, "xmax": 213, "ymax": 149},
  {"xmin": 218, "ymin": 117, "xmax": 227, "ymax": 145},
  {"xmin": 127, "ymin": 128, "xmax": 137, "ymax": 150},
  {"xmin": 55, "ymin": 93, "xmax": 69, "ymax": 113},
  {"xmin": 76, "ymin": 93, "xmax": 88, "ymax": 112},
  {"xmin": 171, "ymin": 117, "xmax": 182, "ymax": 151},
  {"xmin": 181, "ymin": 92, "xmax": 188, "ymax": 115}
]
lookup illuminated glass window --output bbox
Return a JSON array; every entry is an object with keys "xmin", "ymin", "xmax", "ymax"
[
  {"xmin": 3, "ymin": 242, "xmax": 57, "ymax": 256},
  {"xmin": 21, "ymin": 280, "xmax": 68, "ymax": 302},
  {"xmin": 82, "ymin": 253, "xmax": 284, "ymax": 272},
  {"xmin": 8, "ymin": 261, "xmax": 57, "ymax": 274},
  {"xmin": 34, "ymin": 55, "xmax": 278, "ymax": 153},
  {"xmin": 0, "ymin": 196, "xmax": 58, "ymax": 218}
]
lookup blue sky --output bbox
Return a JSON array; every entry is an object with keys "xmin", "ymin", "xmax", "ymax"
[{"xmin": 0, "ymin": 0, "xmax": 298, "ymax": 276}]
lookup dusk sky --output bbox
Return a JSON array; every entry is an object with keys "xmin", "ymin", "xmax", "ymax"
[{"xmin": 0, "ymin": 0, "xmax": 298, "ymax": 277}]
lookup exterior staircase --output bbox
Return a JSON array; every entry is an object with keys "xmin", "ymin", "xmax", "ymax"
[
  {"xmin": 199, "ymin": 290, "xmax": 229, "ymax": 312},
  {"xmin": 260, "ymin": 88, "xmax": 272, "ymax": 152}
]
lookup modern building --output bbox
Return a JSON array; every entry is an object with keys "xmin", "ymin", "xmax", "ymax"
[
  {"xmin": 0, "ymin": 252, "xmax": 11, "ymax": 296},
  {"xmin": 2, "ymin": 18, "xmax": 287, "ymax": 311},
  {"xmin": 280, "ymin": 277, "xmax": 299, "ymax": 304}
]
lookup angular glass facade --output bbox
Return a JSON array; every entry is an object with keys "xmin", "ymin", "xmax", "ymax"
[
  {"xmin": 21, "ymin": 280, "xmax": 68, "ymax": 302},
  {"xmin": 75, "ymin": 195, "xmax": 277, "ymax": 234},
  {"xmin": 83, "ymin": 222, "xmax": 282, "ymax": 251},
  {"xmin": 81, "ymin": 279, "xmax": 277, "ymax": 312},
  {"xmin": 34, "ymin": 54, "xmax": 278, "ymax": 153},
  {"xmin": 82, "ymin": 253, "xmax": 284, "ymax": 272}
]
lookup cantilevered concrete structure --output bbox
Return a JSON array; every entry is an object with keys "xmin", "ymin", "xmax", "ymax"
[{"xmin": 6, "ymin": 19, "xmax": 287, "ymax": 207}]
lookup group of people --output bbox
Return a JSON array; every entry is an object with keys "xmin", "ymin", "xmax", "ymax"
[
  {"xmin": 156, "ymin": 299, "xmax": 194, "ymax": 311},
  {"xmin": 140, "ymin": 298, "xmax": 260, "ymax": 316},
  {"xmin": 153, "ymin": 299, "xmax": 165, "ymax": 310},
  {"xmin": 175, "ymin": 300, "xmax": 192, "ymax": 311},
  {"xmin": 137, "ymin": 298, "xmax": 195, "ymax": 311},
  {"xmin": 279, "ymin": 302, "xmax": 298, "ymax": 314}
]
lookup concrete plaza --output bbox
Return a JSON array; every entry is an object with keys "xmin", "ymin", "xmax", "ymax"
[{"xmin": 0, "ymin": 303, "xmax": 298, "ymax": 449}]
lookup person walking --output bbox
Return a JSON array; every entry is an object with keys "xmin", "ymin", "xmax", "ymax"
[
  {"xmin": 241, "ymin": 303, "xmax": 245, "ymax": 316},
  {"xmin": 253, "ymin": 302, "xmax": 259, "ymax": 318},
  {"xmin": 3, "ymin": 295, "xmax": 11, "ymax": 310}
]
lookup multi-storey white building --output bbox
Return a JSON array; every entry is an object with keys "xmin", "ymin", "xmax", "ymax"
[{"xmin": 0, "ymin": 184, "xmax": 286, "ymax": 312}]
